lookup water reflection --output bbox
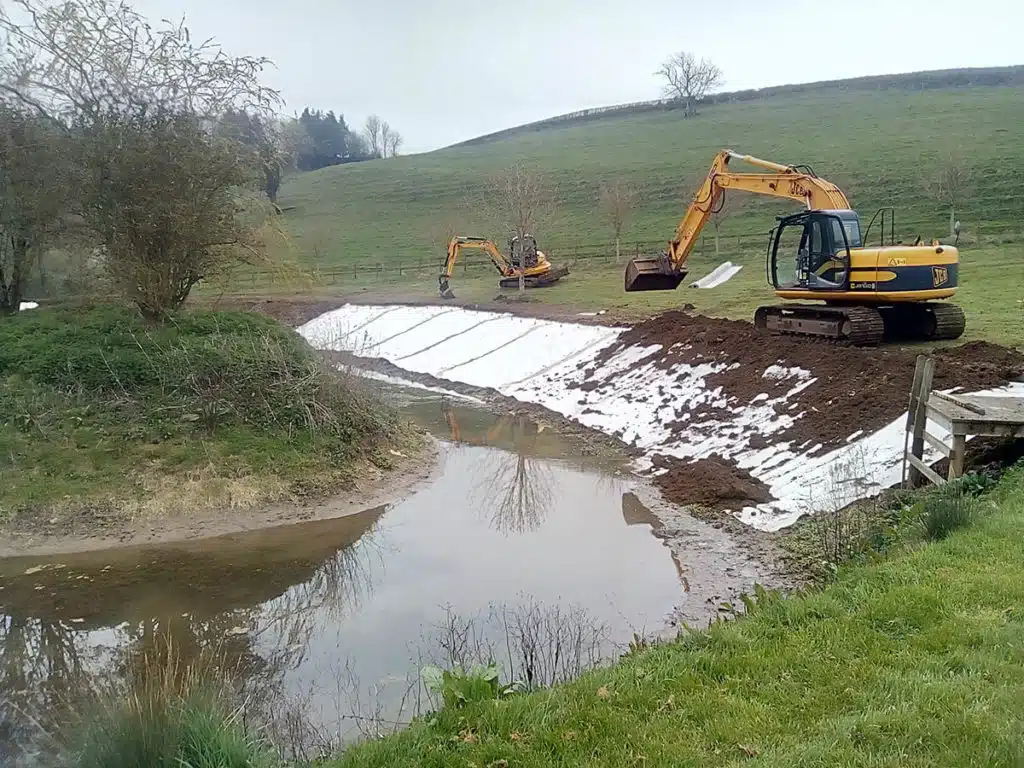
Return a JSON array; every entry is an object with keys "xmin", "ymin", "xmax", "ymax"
[
  {"xmin": 0, "ymin": 508, "xmax": 384, "ymax": 763},
  {"xmin": 0, "ymin": 390, "xmax": 682, "ymax": 763}
]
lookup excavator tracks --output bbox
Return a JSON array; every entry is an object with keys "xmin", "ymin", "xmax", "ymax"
[
  {"xmin": 498, "ymin": 265, "xmax": 570, "ymax": 290},
  {"xmin": 754, "ymin": 304, "xmax": 885, "ymax": 345},
  {"xmin": 878, "ymin": 303, "xmax": 966, "ymax": 342},
  {"xmin": 753, "ymin": 302, "xmax": 966, "ymax": 346}
]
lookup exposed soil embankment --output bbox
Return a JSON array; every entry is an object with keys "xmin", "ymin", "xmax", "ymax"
[
  {"xmin": 583, "ymin": 310, "xmax": 1024, "ymax": 449},
  {"xmin": 653, "ymin": 453, "xmax": 774, "ymax": 512}
]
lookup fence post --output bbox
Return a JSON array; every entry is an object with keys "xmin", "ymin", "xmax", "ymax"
[{"xmin": 902, "ymin": 354, "xmax": 936, "ymax": 489}]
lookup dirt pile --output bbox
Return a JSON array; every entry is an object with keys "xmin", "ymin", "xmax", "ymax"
[
  {"xmin": 582, "ymin": 310, "xmax": 1024, "ymax": 449},
  {"xmin": 652, "ymin": 453, "xmax": 774, "ymax": 511}
]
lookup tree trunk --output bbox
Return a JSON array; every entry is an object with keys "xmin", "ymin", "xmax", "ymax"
[
  {"xmin": 949, "ymin": 207, "xmax": 956, "ymax": 239},
  {"xmin": 519, "ymin": 271, "xmax": 524, "ymax": 294},
  {"xmin": 615, "ymin": 237, "xmax": 621, "ymax": 263},
  {"xmin": 714, "ymin": 229, "xmax": 720, "ymax": 256}
]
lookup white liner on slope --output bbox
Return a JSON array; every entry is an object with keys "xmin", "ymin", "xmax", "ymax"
[{"xmin": 299, "ymin": 304, "xmax": 1024, "ymax": 532}]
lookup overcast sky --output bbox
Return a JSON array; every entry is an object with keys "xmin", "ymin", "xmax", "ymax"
[{"xmin": 134, "ymin": 0, "xmax": 1021, "ymax": 153}]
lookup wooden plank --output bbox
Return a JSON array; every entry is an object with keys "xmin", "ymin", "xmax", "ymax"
[
  {"xmin": 948, "ymin": 434, "xmax": 967, "ymax": 480},
  {"xmin": 907, "ymin": 356, "xmax": 936, "ymax": 489},
  {"xmin": 908, "ymin": 453, "xmax": 947, "ymax": 486},
  {"xmin": 922, "ymin": 430, "xmax": 952, "ymax": 456},
  {"xmin": 902, "ymin": 355, "xmax": 929, "ymax": 487},
  {"xmin": 931, "ymin": 390, "xmax": 987, "ymax": 415}
]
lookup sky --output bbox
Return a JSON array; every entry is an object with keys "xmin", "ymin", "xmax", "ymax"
[{"xmin": 132, "ymin": 0, "xmax": 1022, "ymax": 153}]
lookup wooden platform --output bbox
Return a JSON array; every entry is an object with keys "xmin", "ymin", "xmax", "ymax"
[{"xmin": 902, "ymin": 356, "xmax": 1024, "ymax": 488}]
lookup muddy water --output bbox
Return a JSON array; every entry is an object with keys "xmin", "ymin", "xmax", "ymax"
[{"xmin": 0, "ymin": 384, "xmax": 682, "ymax": 761}]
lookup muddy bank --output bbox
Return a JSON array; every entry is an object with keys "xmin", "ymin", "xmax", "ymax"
[
  {"xmin": 327, "ymin": 348, "xmax": 637, "ymax": 461},
  {"xmin": 582, "ymin": 310, "xmax": 1024, "ymax": 450},
  {"xmin": 0, "ymin": 443, "xmax": 437, "ymax": 559}
]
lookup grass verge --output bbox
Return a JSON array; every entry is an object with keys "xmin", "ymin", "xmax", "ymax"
[
  {"xmin": 326, "ymin": 466, "xmax": 1024, "ymax": 767},
  {"xmin": 0, "ymin": 304, "xmax": 412, "ymax": 527}
]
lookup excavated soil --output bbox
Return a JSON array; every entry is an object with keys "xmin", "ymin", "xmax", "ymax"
[
  {"xmin": 652, "ymin": 453, "xmax": 774, "ymax": 512},
  {"xmin": 584, "ymin": 310, "xmax": 1024, "ymax": 449}
]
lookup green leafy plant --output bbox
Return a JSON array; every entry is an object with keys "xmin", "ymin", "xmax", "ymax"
[{"xmin": 420, "ymin": 663, "xmax": 523, "ymax": 710}]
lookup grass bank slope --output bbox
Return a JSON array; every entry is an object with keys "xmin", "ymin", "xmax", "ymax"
[
  {"xmin": 0, "ymin": 305, "xmax": 405, "ymax": 528},
  {"xmin": 330, "ymin": 468, "xmax": 1024, "ymax": 767},
  {"xmin": 281, "ymin": 84, "xmax": 1024, "ymax": 268}
]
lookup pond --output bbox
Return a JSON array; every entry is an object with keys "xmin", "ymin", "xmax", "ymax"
[{"xmin": 0, "ymin": 382, "xmax": 683, "ymax": 762}]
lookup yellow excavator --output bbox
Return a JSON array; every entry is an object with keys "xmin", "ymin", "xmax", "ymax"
[
  {"xmin": 439, "ymin": 235, "xmax": 570, "ymax": 299},
  {"xmin": 624, "ymin": 150, "xmax": 965, "ymax": 344}
]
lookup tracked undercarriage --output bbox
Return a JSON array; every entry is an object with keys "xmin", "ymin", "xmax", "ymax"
[{"xmin": 753, "ymin": 302, "xmax": 966, "ymax": 345}]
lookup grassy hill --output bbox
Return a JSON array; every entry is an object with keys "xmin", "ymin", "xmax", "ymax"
[{"xmin": 272, "ymin": 77, "xmax": 1024, "ymax": 344}]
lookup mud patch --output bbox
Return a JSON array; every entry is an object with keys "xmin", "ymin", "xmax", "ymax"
[
  {"xmin": 652, "ymin": 453, "xmax": 774, "ymax": 512},
  {"xmin": 589, "ymin": 310, "xmax": 1024, "ymax": 449}
]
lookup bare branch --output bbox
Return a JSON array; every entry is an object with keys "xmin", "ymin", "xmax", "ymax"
[
  {"xmin": 654, "ymin": 51, "xmax": 722, "ymax": 117},
  {"xmin": 0, "ymin": 0, "xmax": 281, "ymax": 123},
  {"xmin": 598, "ymin": 180, "xmax": 638, "ymax": 260}
]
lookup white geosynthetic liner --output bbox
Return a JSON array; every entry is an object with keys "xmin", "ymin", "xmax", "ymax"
[{"xmin": 299, "ymin": 305, "xmax": 1024, "ymax": 532}]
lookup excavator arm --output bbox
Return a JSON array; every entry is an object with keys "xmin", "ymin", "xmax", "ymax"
[
  {"xmin": 624, "ymin": 150, "xmax": 852, "ymax": 292},
  {"xmin": 439, "ymin": 236, "xmax": 515, "ymax": 298}
]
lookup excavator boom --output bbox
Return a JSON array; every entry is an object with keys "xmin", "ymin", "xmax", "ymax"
[{"xmin": 624, "ymin": 150, "xmax": 851, "ymax": 292}]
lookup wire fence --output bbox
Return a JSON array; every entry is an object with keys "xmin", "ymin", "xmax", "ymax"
[{"xmin": 230, "ymin": 220, "xmax": 1022, "ymax": 293}]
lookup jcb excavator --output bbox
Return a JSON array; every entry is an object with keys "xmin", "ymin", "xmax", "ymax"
[
  {"xmin": 439, "ymin": 235, "xmax": 570, "ymax": 299},
  {"xmin": 624, "ymin": 150, "xmax": 965, "ymax": 345}
]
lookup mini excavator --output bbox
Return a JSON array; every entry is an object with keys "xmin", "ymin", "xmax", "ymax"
[
  {"xmin": 624, "ymin": 150, "xmax": 965, "ymax": 345},
  {"xmin": 439, "ymin": 235, "xmax": 569, "ymax": 299}
]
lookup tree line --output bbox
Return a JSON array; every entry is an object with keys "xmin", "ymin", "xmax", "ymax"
[{"xmin": 284, "ymin": 108, "xmax": 404, "ymax": 172}]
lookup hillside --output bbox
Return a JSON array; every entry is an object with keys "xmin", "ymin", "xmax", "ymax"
[{"xmin": 274, "ymin": 78, "xmax": 1024, "ymax": 344}]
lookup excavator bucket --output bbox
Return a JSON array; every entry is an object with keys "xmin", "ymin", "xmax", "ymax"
[
  {"xmin": 624, "ymin": 255, "xmax": 687, "ymax": 292},
  {"xmin": 438, "ymin": 276, "xmax": 455, "ymax": 300}
]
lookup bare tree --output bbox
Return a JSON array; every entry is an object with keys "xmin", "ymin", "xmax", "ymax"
[
  {"xmin": 379, "ymin": 120, "xmax": 392, "ymax": 158},
  {"xmin": 927, "ymin": 153, "xmax": 973, "ymax": 238},
  {"xmin": 0, "ymin": 0, "xmax": 280, "ymax": 123},
  {"xmin": 480, "ymin": 164, "xmax": 555, "ymax": 293},
  {"xmin": 0, "ymin": 106, "xmax": 72, "ymax": 312},
  {"xmin": 363, "ymin": 114, "xmax": 382, "ymax": 158},
  {"xmin": 598, "ymin": 180, "xmax": 638, "ymax": 263},
  {"xmin": 386, "ymin": 129, "xmax": 403, "ymax": 158},
  {"xmin": 655, "ymin": 51, "xmax": 723, "ymax": 117}
]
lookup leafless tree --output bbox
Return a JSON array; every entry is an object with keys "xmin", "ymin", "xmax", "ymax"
[
  {"xmin": 379, "ymin": 120, "xmax": 392, "ymax": 158},
  {"xmin": 386, "ymin": 129, "xmax": 403, "ymax": 158},
  {"xmin": 0, "ymin": 106, "xmax": 73, "ymax": 312},
  {"xmin": 598, "ymin": 180, "xmax": 638, "ymax": 262},
  {"xmin": 655, "ymin": 51, "xmax": 723, "ymax": 117},
  {"xmin": 364, "ymin": 114, "xmax": 382, "ymax": 158},
  {"xmin": 927, "ymin": 152, "xmax": 973, "ymax": 238},
  {"xmin": 480, "ymin": 164, "xmax": 555, "ymax": 293},
  {"xmin": 0, "ymin": 0, "xmax": 280, "ymax": 123}
]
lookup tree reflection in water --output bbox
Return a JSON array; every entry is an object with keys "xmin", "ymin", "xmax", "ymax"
[
  {"xmin": 441, "ymin": 401, "xmax": 557, "ymax": 534},
  {"xmin": 0, "ymin": 508, "xmax": 383, "ymax": 763}
]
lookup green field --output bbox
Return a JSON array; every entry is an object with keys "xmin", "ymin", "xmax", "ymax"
[{"xmin": 271, "ymin": 85, "xmax": 1024, "ymax": 345}]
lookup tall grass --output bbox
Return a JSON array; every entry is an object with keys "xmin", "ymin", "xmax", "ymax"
[{"xmin": 60, "ymin": 641, "xmax": 277, "ymax": 768}]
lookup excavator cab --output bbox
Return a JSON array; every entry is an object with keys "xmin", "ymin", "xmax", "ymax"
[
  {"xmin": 509, "ymin": 235, "xmax": 540, "ymax": 269},
  {"xmin": 768, "ymin": 210, "xmax": 860, "ymax": 292}
]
